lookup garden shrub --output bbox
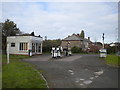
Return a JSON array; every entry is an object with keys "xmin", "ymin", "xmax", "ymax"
[{"xmin": 71, "ymin": 46, "xmax": 82, "ymax": 53}]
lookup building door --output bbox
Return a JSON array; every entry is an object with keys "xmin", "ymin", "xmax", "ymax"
[
  {"xmin": 32, "ymin": 43, "xmax": 35, "ymax": 52},
  {"xmin": 36, "ymin": 43, "xmax": 38, "ymax": 53}
]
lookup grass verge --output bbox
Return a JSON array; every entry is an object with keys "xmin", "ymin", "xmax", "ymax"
[
  {"xmin": 2, "ymin": 54, "xmax": 47, "ymax": 88},
  {"xmin": 105, "ymin": 54, "xmax": 120, "ymax": 67}
]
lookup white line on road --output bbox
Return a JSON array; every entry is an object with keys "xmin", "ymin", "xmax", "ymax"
[{"xmin": 83, "ymin": 80, "xmax": 93, "ymax": 85}]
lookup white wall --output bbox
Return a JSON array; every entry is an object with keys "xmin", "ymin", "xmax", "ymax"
[
  {"xmin": 7, "ymin": 36, "xmax": 31, "ymax": 55},
  {"xmin": 7, "ymin": 36, "xmax": 43, "ymax": 55}
]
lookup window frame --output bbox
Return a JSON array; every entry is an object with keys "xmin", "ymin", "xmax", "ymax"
[
  {"xmin": 11, "ymin": 43, "xmax": 15, "ymax": 47},
  {"xmin": 19, "ymin": 42, "xmax": 28, "ymax": 51}
]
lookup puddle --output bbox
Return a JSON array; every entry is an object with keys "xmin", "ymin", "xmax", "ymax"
[{"xmin": 83, "ymin": 80, "xmax": 93, "ymax": 85}]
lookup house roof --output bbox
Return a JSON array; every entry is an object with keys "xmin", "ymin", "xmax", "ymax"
[
  {"xmin": 62, "ymin": 34, "xmax": 91, "ymax": 42},
  {"xmin": 7, "ymin": 33, "xmax": 42, "ymax": 38},
  {"xmin": 7, "ymin": 35, "xmax": 42, "ymax": 38},
  {"xmin": 63, "ymin": 35, "xmax": 83, "ymax": 41}
]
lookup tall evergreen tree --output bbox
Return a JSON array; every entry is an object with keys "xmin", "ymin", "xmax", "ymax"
[{"xmin": 80, "ymin": 30, "xmax": 85, "ymax": 38}]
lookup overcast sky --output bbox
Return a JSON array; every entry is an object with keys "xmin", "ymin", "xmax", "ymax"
[{"xmin": 1, "ymin": 1, "xmax": 118, "ymax": 43}]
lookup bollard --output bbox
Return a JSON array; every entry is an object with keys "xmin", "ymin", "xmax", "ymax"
[{"xmin": 28, "ymin": 50, "xmax": 32, "ymax": 56}]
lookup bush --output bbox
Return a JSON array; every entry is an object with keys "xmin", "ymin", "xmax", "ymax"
[
  {"xmin": 71, "ymin": 46, "xmax": 82, "ymax": 53},
  {"xmin": 42, "ymin": 39, "xmax": 61, "ymax": 53},
  {"xmin": 42, "ymin": 46, "xmax": 51, "ymax": 53},
  {"xmin": 107, "ymin": 46, "xmax": 117, "ymax": 54}
]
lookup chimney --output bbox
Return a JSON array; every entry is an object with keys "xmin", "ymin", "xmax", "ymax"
[{"xmin": 88, "ymin": 37, "xmax": 90, "ymax": 40}]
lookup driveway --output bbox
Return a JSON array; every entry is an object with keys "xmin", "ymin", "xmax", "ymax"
[{"xmin": 23, "ymin": 54, "xmax": 118, "ymax": 88}]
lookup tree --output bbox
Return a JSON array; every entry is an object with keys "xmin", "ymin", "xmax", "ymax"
[
  {"xmin": 107, "ymin": 46, "xmax": 116, "ymax": 54},
  {"xmin": 31, "ymin": 32, "xmax": 35, "ymax": 36},
  {"xmin": 2, "ymin": 19, "xmax": 21, "ymax": 36},
  {"xmin": 80, "ymin": 30, "xmax": 85, "ymax": 38},
  {"xmin": 2, "ymin": 19, "xmax": 22, "ymax": 53},
  {"xmin": 42, "ymin": 39, "xmax": 61, "ymax": 53}
]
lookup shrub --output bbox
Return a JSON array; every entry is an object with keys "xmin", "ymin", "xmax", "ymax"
[
  {"xmin": 71, "ymin": 46, "xmax": 82, "ymax": 53},
  {"xmin": 42, "ymin": 39, "xmax": 61, "ymax": 53},
  {"xmin": 107, "ymin": 46, "xmax": 117, "ymax": 54}
]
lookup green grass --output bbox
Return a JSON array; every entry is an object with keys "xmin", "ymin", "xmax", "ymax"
[
  {"xmin": 105, "ymin": 55, "xmax": 120, "ymax": 66},
  {"xmin": 2, "ymin": 54, "xmax": 47, "ymax": 88}
]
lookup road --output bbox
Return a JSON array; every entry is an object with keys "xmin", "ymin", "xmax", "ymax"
[{"xmin": 23, "ymin": 54, "xmax": 118, "ymax": 88}]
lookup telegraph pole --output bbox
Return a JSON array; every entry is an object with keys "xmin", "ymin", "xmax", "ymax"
[{"xmin": 102, "ymin": 33, "xmax": 104, "ymax": 48}]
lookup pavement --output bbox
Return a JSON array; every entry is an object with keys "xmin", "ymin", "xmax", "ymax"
[{"xmin": 23, "ymin": 54, "xmax": 119, "ymax": 88}]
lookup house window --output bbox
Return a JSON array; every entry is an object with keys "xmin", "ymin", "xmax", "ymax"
[
  {"xmin": 11, "ymin": 43, "xmax": 15, "ymax": 47},
  {"xmin": 19, "ymin": 43, "xmax": 28, "ymax": 51}
]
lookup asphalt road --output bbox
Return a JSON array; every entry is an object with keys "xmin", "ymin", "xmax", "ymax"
[{"xmin": 23, "ymin": 54, "xmax": 118, "ymax": 88}]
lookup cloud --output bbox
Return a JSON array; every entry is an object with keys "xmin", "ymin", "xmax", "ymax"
[{"xmin": 2, "ymin": 2, "xmax": 118, "ymax": 43}]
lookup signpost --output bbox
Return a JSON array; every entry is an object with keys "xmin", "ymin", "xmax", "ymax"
[
  {"xmin": 7, "ymin": 43, "xmax": 10, "ymax": 64},
  {"xmin": 99, "ymin": 48, "xmax": 107, "ymax": 57},
  {"xmin": 102, "ymin": 33, "xmax": 104, "ymax": 48},
  {"xmin": 99, "ymin": 33, "xmax": 107, "ymax": 57}
]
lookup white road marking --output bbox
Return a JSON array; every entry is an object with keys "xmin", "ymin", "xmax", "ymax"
[
  {"xmin": 80, "ymin": 83, "xmax": 84, "ymax": 86},
  {"xmin": 80, "ymin": 78, "xmax": 85, "ymax": 81},
  {"xmin": 95, "ymin": 75, "xmax": 99, "ymax": 78},
  {"xmin": 90, "ymin": 77, "xmax": 94, "ymax": 80},
  {"xmin": 75, "ymin": 80, "xmax": 79, "ymax": 83},
  {"xmin": 94, "ymin": 69, "xmax": 104, "ymax": 76},
  {"xmin": 83, "ymin": 80, "xmax": 93, "ymax": 85},
  {"xmin": 68, "ymin": 70, "xmax": 73, "ymax": 73},
  {"xmin": 70, "ymin": 72, "xmax": 74, "ymax": 75}
]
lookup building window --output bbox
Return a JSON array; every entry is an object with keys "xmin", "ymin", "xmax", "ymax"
[
  {"xmin": 19, "ymin": 43, "xmax": 28, "ymax": 51},
  {"xmin": 11, "ymin": 43, "xmax": 15, "ymax": 47},
  {"xmin": 38, "ymin": 44, "xmax": 41, "ymax": 52},
  {"xmin": 32, "ymin": 43, "xmax": 35, "ymax": 52}
]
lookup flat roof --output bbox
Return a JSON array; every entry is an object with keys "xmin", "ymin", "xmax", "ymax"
[{"xmin": 7, "ymin": 35, "xmax": 42, "ymax": 38}]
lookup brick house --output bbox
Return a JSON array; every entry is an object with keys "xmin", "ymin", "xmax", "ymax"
[
  {"xmin": 61, "ymin": 34, "xmax": 91, "ymax": 51},
  {"xmin": 87, "ymin": 42, "xmax": 102, "ymax": 53}
]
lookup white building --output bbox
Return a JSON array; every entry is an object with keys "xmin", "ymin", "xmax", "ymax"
[{"xmin": 7, "ymin": 36, "xmax": 43, "ymax": 55}]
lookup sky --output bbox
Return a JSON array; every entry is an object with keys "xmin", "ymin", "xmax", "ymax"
[{"xmin": 1, "ymin": 1, "xmax": 118, "ymax": 43}]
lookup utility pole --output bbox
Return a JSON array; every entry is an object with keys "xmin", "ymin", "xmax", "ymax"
[{"xmin": 102, "ymin": 33, "xmax": 104, "ymax": 48}]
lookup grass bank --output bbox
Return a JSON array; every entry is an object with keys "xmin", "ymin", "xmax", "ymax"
[
  {"xmin": 2, "ymin": 55, "xmax": 47, "ymax": 88},
  {"xmin": 105, "ymin": 55, "xmax": 120, "ymax": 67}
]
